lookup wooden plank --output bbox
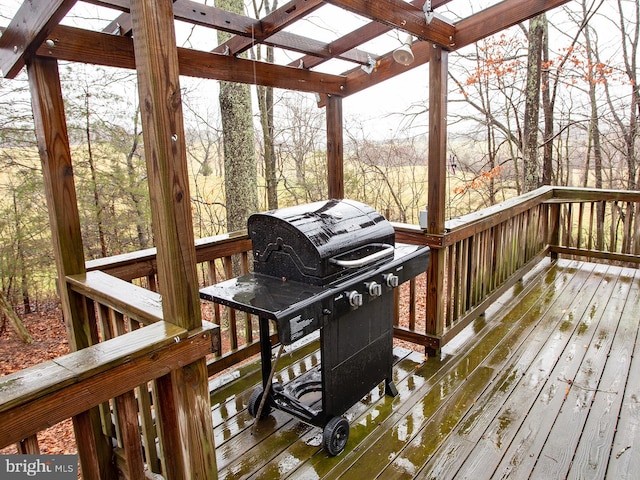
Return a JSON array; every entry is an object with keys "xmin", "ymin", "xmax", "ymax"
[
  {"xmin": 67, "ymin": 271, "xmax": 163, "ymax": 324},
  {"xmin": 415, "ymin": 261, "xmax": 599, "ymax": 479},
  {"xmin": 17, "ymin": 435, "xmax": 40, "ymax": 454},
  {"xmin": 550, "ymin": 186, "xmax": 640, "ymax": 203},
  {"xmin": 23, "ymin": 56, "xmax": 114, "ymax": 476},
  {"xmin": 0, "ymin": 323, "xmax": 213, "ymax": 448},
  {"xmin": 114, "ymin": 390, "xmax": 146, "ymax": 479},
  {"xmin": 490, "ymin": 265, "xmax": 625, "ymax": 478},
  {"xmin": 36, "ymin": 25, "xmax": 347, "ymax": 95},
  {"xmin": 130, "ymin": 0, "xmax": 219, "ymax": 462},
  {"xmin": 178, "ymin": 45, "xmax": 346, "ymax": 95},
  {"xmin": 424, "ymin": 45, "xmax": 448, "ymax": 343},
  {"xmin": 127, "ymin": 320, "xmax": 161, "ymax": 474},
  {"xmin": 607, "ymin": 272, "xmax": 640, "ymax": 478},
  {"xmin": 453, "ymin": 0, "xmax": 572, "ymax": 51},
  {"xmin": 0, "ymin": 0, "xmax": 76, "ymax": 78},
  {"xmin": 455, "ymin": 264, "xmax": 623, "ymax": 478},
  {"xmin": 0, "ymin": 321, "xmax": 187, "ymax": 413},
  {"xmin": 324, "ymin": 0, "xmax": 455, "ymax": 47},
  {"xmin": 27, "ymin": 56, "xmax": 91, "ymax": 351},
  {"xmin": 213, "ymin": 0, "xmax": 324, "ymax": 55},
  {"xmin": 85, "ymin": 231, "xmax": 252, "ymax": 280},
  {"xmin": 549, "ymin": 245, "xmax": 640, "ymax": 265},
  {"xmin": 294, "ymin": 0, "xmax": 453, "ymax": 70},
  {"xmin": 554, "ymin": 268, "xmax": 639, "ymax": 479},
  {"xmin": 73, "ymin": 408, "xmax": 115, "ymax": 479},
  {"xmin": 444, "ymin": 186, "xmax": 554, "ymax": 247}
]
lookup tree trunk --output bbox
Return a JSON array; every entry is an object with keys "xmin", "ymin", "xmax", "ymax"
[
  {"xmin": 0, "ymin": 290, "xmax": 33, "ymax": 343},
  {"xmin": 522, "ymin": 14, "xmax": 545, "ymax": 192},
  {"xmin": 125, "ymin": 108, "xmax": 149, "ymax": 249},
  {"xmin": 12, "ymin": 191, "xmax": 32, "ymax": 314},
  {"xmin": 540, "ymin": 14, "xmax": 553, "ymax": 186},
  {"xmin": 217, "ymin": 0, "xmax": 259, "ymax": 234},
  {"xmin": 84, "ymin": 90, "xmax": 107, "ymax": 257}
]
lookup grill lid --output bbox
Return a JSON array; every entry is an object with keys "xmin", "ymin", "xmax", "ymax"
[{"xmin": 248, "ymin": 199, "xmax": 395, "ymax": 285}]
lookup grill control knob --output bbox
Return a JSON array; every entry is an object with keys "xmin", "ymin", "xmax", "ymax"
[
  {"xmin": 384, "ymin": 273, "xmax": 399, "ymax": 288},
  {"xmin": 347, "ymin": 291, "xmax": 363, "ymax": 308},
  {"xmin": 367, "ymin": 281, "xmax": 382, "ymax": 297}
]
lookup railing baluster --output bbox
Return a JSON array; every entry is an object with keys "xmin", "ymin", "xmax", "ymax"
[
  {"xmin": 224, "ymin": 256, "xmax": 238, "ymax": 350},
  {"xmin": 114, "ymin": 390, "xmax": 145, "ymax": 478},
  {"xmin": 408, "ymin": 277, "xmax": 417, "ymax": 331},
  {"xmin": 17, "ymin": 435, "xmax": 40, "ymax": 454}
]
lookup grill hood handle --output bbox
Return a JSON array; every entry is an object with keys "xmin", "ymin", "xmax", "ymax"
[{"xmin": 329, "ymin": 243, "xmax": 394, "ymax": 268}]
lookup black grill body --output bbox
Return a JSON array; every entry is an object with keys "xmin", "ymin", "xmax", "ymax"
[
  {"xmin": 248, "ymin": 199, "xmax": 396, "ymax": 285},
  {"xmin": 200, "ymin": 200, "xmax": 430, "ymax": 455}
]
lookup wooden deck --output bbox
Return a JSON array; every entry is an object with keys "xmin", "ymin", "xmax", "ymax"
[{"xmin": 208, "ymin": 259, "xmax": 640, "ymax": 479}]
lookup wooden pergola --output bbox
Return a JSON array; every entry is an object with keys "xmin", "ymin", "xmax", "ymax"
[{"xmin": 0, "ymin": 1, "xmax": 573, "ymax": 478}]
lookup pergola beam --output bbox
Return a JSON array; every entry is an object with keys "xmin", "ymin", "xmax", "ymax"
[
  {"xmin": 293, "ymin": 0, "xmax": 452, "ymax": 69},
  {"xmin": 453, "ymin": 0, "xmax": 573, "ymax": 50},
  {"xmin": 213, "ymin": 0, "xmax": 325, "ymax": 55},
  {"xmin": 0, "ymin": 0, "xmax": 77, "ymax": 78},
  {"xmin": 324, "ymin": 0, "xmax": 455, "ymax": 48},
  {"xmin": 36, "ymin": 25, "xmax": 347, "ymax": 95},
  {"xmin": 338, "ymin": 40, "xmax": 434, "ymax": 99}
]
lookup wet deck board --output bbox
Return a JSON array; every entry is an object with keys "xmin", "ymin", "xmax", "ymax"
[{"xmin": 208, "ymin": 259, "xmax": 640, "ymax": 479}]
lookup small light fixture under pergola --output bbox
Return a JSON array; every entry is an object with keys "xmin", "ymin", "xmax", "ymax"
[{"xmin": 393, "ymin": 36, "xmax": 414, "ymax": 66}]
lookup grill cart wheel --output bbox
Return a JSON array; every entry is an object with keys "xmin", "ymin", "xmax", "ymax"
[
  {"xmin": 247, "ymin": 386, "xmax": 271, "ymax": 419},
  {"xmin": 323, "ymin": 416, "xmax": 349, "ymax": 456}
]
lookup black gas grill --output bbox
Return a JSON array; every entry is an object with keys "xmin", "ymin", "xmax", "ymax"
[{"xmin": 200, "ymin": 199, "xmax": 430, "ymax": 455}]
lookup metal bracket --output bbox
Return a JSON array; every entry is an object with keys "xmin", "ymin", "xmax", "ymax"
[
  {"xmin": 424, "ymin": 0, "xmax": 434, "ymax": 24},
  {"xmin": 361, "ymin": 55, "xmax": 376, "ymax": 75}
]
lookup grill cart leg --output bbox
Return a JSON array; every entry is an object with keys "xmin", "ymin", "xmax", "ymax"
[
  {"xmin": 259, "ymin": 316, "xmax": 272, "ymax": 389},
  {"xmin": 250, "ymin": 343, "xmax": 285, "ymax": 424},
  {"xmin": 385, "ymin": 379, "xmax": 399, "ymax": 397}
]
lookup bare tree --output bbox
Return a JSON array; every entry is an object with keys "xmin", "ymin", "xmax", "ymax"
[{"xmin": 252, "ymin": 0, "xmax": 279, "ymax": 210}]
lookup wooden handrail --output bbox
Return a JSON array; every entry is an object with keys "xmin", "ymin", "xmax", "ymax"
[
  {"xmin": 67, "ymin": 271, "xmax": 164, "ymax": 325},
  {"xmin": 0, "ymin": 321, "xmax": 217, "ymax": 448},
  {"xmin": 85, "ymin": 231, "xmax": 252, "ymax": 281}
]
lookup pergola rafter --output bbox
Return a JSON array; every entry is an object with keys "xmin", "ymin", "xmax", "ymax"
[{"xmin": 2, "ymin": 0, "xmax": 572, "ymax": 88}]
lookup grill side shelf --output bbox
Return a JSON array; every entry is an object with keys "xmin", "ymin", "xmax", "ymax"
[{"xmin": 199, "ymin": 274, "xmax": 331, "ymax": 344}]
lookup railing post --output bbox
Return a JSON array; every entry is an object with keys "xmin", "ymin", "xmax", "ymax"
[
  {"xmin": 425, "ymin": 45, "xmax": 448, "ymax": 354},
  {"xmin": 129, "ymin": 0, "xmax": 217, "ymax": 477},
  {"xmin": 27, "ymin": 56, "xmax": 116, "ymax": 478},
  {"xmin": 327, "ymin": 95, "xmax": 344, "ymax": 199}
]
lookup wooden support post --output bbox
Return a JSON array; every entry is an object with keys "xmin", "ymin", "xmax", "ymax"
[
  {"xmin": 425, "ymin": 45, "xmax": 448, "ymax": 353},
  {"xmin": 129, "ymin": 0, "xmax": 217, "ymax": 478},
  {"xmin": 326, "ymin": 95, "xmax": 344, "ymax": 199},
  {"xmin": 27, "ymin": 56, "xmax": 115, "ymax": 479}
]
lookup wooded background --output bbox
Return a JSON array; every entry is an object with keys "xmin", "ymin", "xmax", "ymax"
[{"xmin": 0, "ymin": 0, "xmax": 638, "ymax": 315}]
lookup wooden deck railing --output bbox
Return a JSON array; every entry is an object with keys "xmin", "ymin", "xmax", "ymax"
[
  {"xmin": 394, "ymin": 186, "xmax": 640, "ymax": 351},
  {"xmin": 2, "ymin": 186, "xmax": 639, "ymax": 478},
  {"xmin": 548, "ymin": 187, "xmax": 640, "ymax": 265},
  {"xmin": 0, "ymin": 270, "xmax": 218, "ymax": 478}
]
